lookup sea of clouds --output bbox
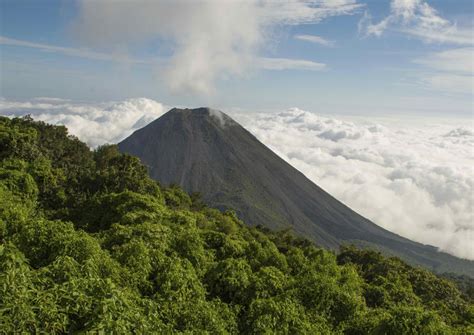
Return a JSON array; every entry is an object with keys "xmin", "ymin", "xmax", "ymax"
[
  {"xmin": 0, "ymin": 97, "xmax": 167, "ymax": 147},
  {"xmin": 1, "ymin": 97, "xmax": 472, "ymax": 260}
]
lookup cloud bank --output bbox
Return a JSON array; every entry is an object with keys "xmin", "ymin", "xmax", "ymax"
[
  {"xmin": 1, "ymin": 98, "xmax": 472, "ymax": 260},
  {"xmin": 0, "ymin": 98, "xmax": 167, "ymax": 147},
  {"xmin": 234, "ymin": 108, "xmax": 473, "ymax": 260},
  {"xmin": 72, "ymin": 0, "xmax": 362, "ymax": 94}
]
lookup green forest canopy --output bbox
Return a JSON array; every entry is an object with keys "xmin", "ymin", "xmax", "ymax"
[{"xmin": 0, "ymin": 116, "xmax": 472, "ymax": 334}]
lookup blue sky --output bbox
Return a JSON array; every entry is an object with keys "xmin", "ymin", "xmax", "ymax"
[{"xmin": 1, "ymin": 0, "xmax": 472, "ymax": 116}]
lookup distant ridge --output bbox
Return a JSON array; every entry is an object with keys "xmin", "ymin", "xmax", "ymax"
[{"xmin": 119, "ymin": 107, "xmax": 474, "ymax": 277}]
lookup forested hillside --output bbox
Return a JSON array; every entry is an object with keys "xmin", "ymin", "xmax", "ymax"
[{"xmin": 0, "ymin": 116, "xmax": 472, "ymax": 334}]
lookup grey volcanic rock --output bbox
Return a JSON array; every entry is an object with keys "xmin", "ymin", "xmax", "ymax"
[{"xmin": 119, "ymin": 107, "xmax": 474, "ymax": 277}]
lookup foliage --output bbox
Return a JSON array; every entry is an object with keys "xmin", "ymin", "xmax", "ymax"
[{"xmin": 0, "ymin": 116, "xmax": 472, "ymax": 334}]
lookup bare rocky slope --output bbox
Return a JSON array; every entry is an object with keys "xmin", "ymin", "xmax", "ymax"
[{"xmin": 118, "ymin": 107, "xmax": 474, "ymax": 277}]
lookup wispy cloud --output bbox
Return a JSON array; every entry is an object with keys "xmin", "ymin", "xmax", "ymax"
[
  {"xmin": 413, "ymin": 48, "xmax": 473, "ymax": 94},
  {"xmin": 257, "ymin": 57, "xmax": 326, "ymax": 71},
  {"xmin": 1, "ymin": 35, "xmax": 328, "ymax": 89},
  {"xmin": 414, "ymin": 48, "xmax": 474, "ymax": 74},
  {"xmin": 358, "ymin": 1, "xmax": 473, "ymax": 95},
  {"xmin": 0, "ymin": 36, "xmax": 150, "ymax": 64},
  {"xmin": 294, "ymin": 34, "xmax": 335, "ymax": 46},
  {"xmin": 261, "ymin": 0, "xmax": 363, "ymax": 25},
  {"xmin": 359, "ymin": 0, "xmax": 473, "ymax": 46},
  {"xmin": 400, "ymin": 26, "xmax": 473, "ymax": 46},
  {"xmin": 418, "ymin": 73, "xmax": 473, "ymax": 95}
]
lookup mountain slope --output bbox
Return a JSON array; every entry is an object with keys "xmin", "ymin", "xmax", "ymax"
[{"xmin": 118, "ymin": 107, "xmax": 474, "ymax": 276}]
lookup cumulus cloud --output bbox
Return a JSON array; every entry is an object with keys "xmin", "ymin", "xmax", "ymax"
[
  {"xmin": 72, "ymin": 0, "xmax": 362, "ymax": 94},
  {"xmin": 0, "ymin": 98, "xmax": 167, "ymax": 147},
  {"xmin": 359, "ymin": 0, "xmax": 473, "ymax": 46},
  {"xmin": 294, "ymin": 34, "xmax": 335, "ymax": 46},
  {"xmin": 445, "ymin": 128, "xmax": 474, "ymax": 138},
  {"xmin": 1, "ymin": 98, "xmax": 472, "ymax": 260}
]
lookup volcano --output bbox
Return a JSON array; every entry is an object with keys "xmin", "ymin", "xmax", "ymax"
[{"xmin": 119, "ymin": 107, "xmax": 473, "ymax": 276}]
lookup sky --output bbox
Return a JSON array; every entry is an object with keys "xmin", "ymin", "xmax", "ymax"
[
  {"xmin": 0, "ymin": 0, "xmax": 473, "ymax": 116},
  {"xmin": 0, "ymin": 0, "xmax": 473, "ymax": 260}
]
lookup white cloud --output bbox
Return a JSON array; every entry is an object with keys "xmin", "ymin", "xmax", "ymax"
[
  {"xmin": 72, "ymin": 0, "xmax": 362, "ymax": 95},
  {"xmin": 0, "ymin": 35, "xmax": 326, "ymax": 85},
  {"xmin": 359, "ymin": 0, "xmax": 473, "ymax": 46},
  {"xmin": 1, "ymin": 98, "xmax": 472, "ymax": 260},
  {"xmin": 294, "ymin": 34, "xmax": 335, "ymax": 46},
  {"xmin": 261, "ymin": 0, "xmax": 363, "ymax": 24},
  {"xmin": 0, "ymin": 98, "xmax": 167, "ymax": 147},
  {"xmin": 413, "ymin": 48, "xmax": 474, "ymax": 95},
  {"xmin": 358, "ymin": 11, "xmax": 390, "ymax": 37},
  {"xmin": 257, "ymin": 57, "xmax": 327, "ymax": 71},
  {"xmin": 400, "ymin": 26, "xmax": 474, "ymax": 46},
  {"xmin": 414, "ymin": 48, "xmax": 474, "ymax": 74},
  {"xmin": 418, "ymin": 73, "xmax": 473, "ymax": 95},
  {"xmin": 0, "ymin": 36, "xmax": 149, "ymax": 64},
  {"xmin": 33, "ymin": 97, "xmax": 71, "ymax": 103},
  {"xmin": 445, "ymin": 128, "xmax": 474, "ymax": 138}
]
